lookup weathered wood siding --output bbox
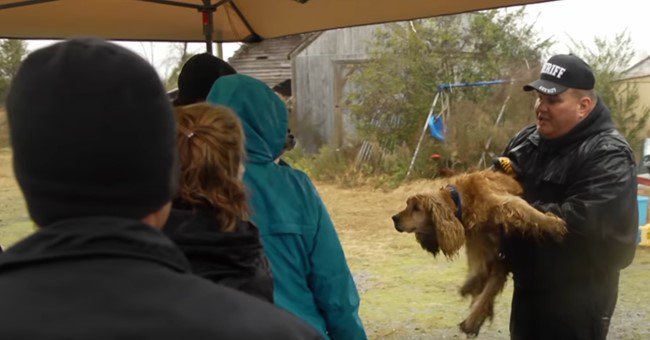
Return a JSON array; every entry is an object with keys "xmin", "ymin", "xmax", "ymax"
[
  {"xmin": 228, "ymin": 34, "xmax": 310, "ymax": 88},
  {"xmin": 293, "ymin": 25, "xmax": 380, "ymax": 151}
]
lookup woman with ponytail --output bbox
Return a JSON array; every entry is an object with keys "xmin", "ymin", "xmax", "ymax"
[{"xmin": 163, "ymin": 103, "xmax": 273, "ymax": 302}]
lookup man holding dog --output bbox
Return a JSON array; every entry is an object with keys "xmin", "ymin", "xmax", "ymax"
[
  {"xmin": 0, "ymin": 38, "xmax": 320, "ymax": 339},
  {"xmin": 502, "ymin": 54, "xmax": 638, "ymax": 340}
]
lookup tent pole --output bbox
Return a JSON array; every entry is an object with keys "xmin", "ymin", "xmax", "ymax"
[
  {"xmin": 202, "ymin": 0, "xmax": 214, "ymax": 54},
  {"xmin": 216, "ymin": 42, "xmax": 223, "ymax": 58},
  {"xmin": 0, "ymin": 0, "xmax": 56, "ymax": 11},
  {"xmin": 137, "ymin": 0, "xmax": 229, "ymax": 55}
]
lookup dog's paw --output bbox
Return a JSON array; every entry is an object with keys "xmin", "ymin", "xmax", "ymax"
[
  {"xmin": 459, "ymin": 284, "xmax": 473, "ymax": 298},
  {"xmin": 545, "ymin": 214, "xmax": 568, "ymax": 241},
  {"xmin": 459, "ymin": 319, "xmax": 480, "ymax": 338},
  {"xmin": 460, "ymin": 276, "xmax": 485, "ymax": 298}
]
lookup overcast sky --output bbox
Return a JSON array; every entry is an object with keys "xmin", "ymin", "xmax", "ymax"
[
  {"xmin": 25, "ymin": 0, "xmax": 649, "ymax": 79},
  {"xmin": 522, "ymin": 0, "xmax": 649, "ymax": 62}
]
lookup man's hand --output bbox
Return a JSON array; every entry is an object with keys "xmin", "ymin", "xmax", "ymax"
[{"xmin": 492, "ymin": 157, "xmax": 520, "ymax": 177}]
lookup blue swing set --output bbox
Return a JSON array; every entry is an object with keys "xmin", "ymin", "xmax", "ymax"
[{"xmin": 405, "ymin": 79, "xmax": 511, "ymax": 179}]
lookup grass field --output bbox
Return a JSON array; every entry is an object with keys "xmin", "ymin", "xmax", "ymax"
[{"xmin": 1, "ymin": 147, "xmax": 649, "ymax": 339}]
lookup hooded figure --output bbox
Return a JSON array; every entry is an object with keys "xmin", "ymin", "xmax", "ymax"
[
  {"xmin": 0, "ymin": 38, "xmax": 320, "ymax": 340},
  {"xmin": 208, "ymin": 74, "xmax": 366, "ymax": 340}
]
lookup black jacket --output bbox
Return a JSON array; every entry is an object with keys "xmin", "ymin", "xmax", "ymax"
[
  {"xmin": 163, "ymin": 208, "xmax": 274, "ymax": 302},
  {"xmin": 503, "ymin": 98, "xmax": 638, "ymax": 290},
  {"xmin": 503, "ymin": 99, "xmax": 638, "ymax": 339},
  {"xmin": 0, "ymin": 217, "xmax": 321, "ymax": 340}
]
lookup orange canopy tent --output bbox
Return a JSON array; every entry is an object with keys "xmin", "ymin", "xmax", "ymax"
[{"xmin": 0, "ymin": 0, "xmax": 557, "ymax": 52}]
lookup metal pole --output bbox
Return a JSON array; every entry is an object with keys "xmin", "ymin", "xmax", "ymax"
[
  {"xmin": 137, "ymin": 0, "xmax": 201, "ymax": 10},
  {"xmin": 137, "ymin": 0, "xmax": 234, "ymax": 55},
  {"xmin": 405, "ymin": 91, "xmax": 441, "ymax": 179},
  {"xmin": 216, "ymin": 42, "xmax": 223, "ymax": 58},
  {"xmin": 477, "ymin": 95, "xmax": 511, "ymax": 168},
  {"xmin": 0, "ymin": 0, "xmax": 56, "ymax": 11},
  {"xmin": 202, "ymin": 0, "xmax": 214, "ymax": 54}
]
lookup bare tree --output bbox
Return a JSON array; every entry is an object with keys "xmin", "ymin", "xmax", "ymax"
[
  {"xmin": 164, "ymin": 42, "xmax": 191, "ymax": 90},
  {"xmin": 0, "ymin": 39, "xmax": 28, "ymax": 106}
]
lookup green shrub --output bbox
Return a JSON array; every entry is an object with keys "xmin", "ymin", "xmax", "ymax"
[{"xmin": 282, "ymin": 142, "xmax": 443, "ymax": 189}]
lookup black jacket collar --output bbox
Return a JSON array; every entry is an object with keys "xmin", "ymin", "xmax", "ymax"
[
  {"xmin": 164, "ymin": 208, "xmax": 264, "ymax": 257},
  {"xmin": 0, "ymin": 216, "xmax": 191, "ymax": 273}
]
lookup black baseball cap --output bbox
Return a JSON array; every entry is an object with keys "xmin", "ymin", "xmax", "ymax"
[{"xmin": 524, "ymin": 54, "xmax": 595, "ymax": 95}]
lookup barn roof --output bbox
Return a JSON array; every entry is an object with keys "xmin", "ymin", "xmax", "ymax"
[
  {"xmin": 620, "ymin": 56, "xmax": 650, "ymax": 80},
  {"xmin": 228, "ymin": 33, "xmax": 319, "ymax": 88}
]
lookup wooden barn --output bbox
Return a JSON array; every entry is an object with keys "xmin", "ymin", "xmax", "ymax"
[
  {"xmin": 292, "ymin": 25, "xmax": 379, "ymax": 151},
  {"xmin": 228, "ymin": 25, "xmax": 381, "ymax": 152},
  {"xmin": 227, "ymin": 33, "xmax": 316, "ymax": 94}
]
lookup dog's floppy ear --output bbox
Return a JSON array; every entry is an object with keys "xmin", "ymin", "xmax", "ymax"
[{"xmin": 430, "ymin": 190, "xmax": 465, "ymax": 257}]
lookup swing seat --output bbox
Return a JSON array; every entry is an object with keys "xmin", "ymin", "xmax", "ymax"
[{"xmin": 428, "ymin": 115, "xmax": 445, "ymax": 141}]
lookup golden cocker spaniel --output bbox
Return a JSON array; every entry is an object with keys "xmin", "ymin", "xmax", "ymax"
[{"xmin": 391, "ymin": 169, "xmax": 567, "ymax": 337}]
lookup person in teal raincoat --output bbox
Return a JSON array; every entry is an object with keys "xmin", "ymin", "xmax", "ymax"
[{"xmin": 207, "ymin": 74, "xmax": 366, "ymax": 340}]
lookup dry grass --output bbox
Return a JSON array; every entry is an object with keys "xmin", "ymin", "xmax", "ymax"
[
  {"xmin": 0, "ymin": 148, "xmax": 648, "ymax": 339},
  {"xmin": 0, "ymin": 108, "xmax": 9, "ymax": 148},
  {"xmin": 0, "ymin": 148, "xmax": 32, "ymax": 247}
]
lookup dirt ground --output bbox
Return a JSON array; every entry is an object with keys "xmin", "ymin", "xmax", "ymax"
[
  {"xmin": 0, "ymin": 148, "xmax": 31, "ymax": 246},
  {"xmin": 1, "ymin": 147, "xmax": 649, "ymax": 339}
]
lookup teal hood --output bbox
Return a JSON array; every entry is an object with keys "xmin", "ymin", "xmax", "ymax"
[
  {"xmin": 207, "ymin": 74, "xmax": 287, "ymax": 164},
  {"xmin": 209, "ymin": 75, "xmax": 365, "ymax": 340}
]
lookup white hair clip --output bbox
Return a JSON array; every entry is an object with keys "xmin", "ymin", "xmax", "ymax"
[{"xmin": 187, "ymin": 132, "xmax": 195, "ymax": 139}]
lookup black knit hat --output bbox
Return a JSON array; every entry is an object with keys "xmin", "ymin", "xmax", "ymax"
[
  {"xmin": 174, "ymin": 53, "xmax": 236, "ymax": 106},
  {"xmin": 7, "ymin": 38, "xmax": 178, "ymax": 226},
  {"xmin": 524, "ymin": 54, "xmax": 595, "ymax": 95}
]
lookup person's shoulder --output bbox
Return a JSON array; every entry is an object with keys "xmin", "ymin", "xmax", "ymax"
[
  {"xmin": 287, "ymin": 166, "xmax": 313, "ymax": 183},
  {"xmin": 163, "ymin": 208, "xmax": 222, "ymax": 235},
  {"xmin": 275, "ymin": 163, "xmax": 317, "ymax": 189},
  {"xmin": 503, "ymin": 124, "xmax": 537, "ymax": 153},
  {"xmin": 171, "ymin": 275, "xmax": 321, "ymax": 339},
  {"xmin": 584, "ymin": 128, "xmax": 635, "ymax": 162},
  {"xmin": 595, "ymin": 128, "xmax": 632, "ymax": 147},
  {"xmin": 511, "ymin": 124, "xmax": 537, "ymax": 143},
  {"xmin": 163, "ymin": 209, "xmax": 194, "ymax": 233}
]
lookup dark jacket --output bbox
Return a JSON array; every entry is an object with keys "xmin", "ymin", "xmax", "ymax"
[
  {"xmin": 502, "ymin": 99, "xmax": 637, "ymax": 339},
  {"xmin": 163, "ymin": 207, "xmax": 274, "ymax": 302},
  {"xmin": 0, "ymin": 217, "xmax": 321, "ymax": 340}
]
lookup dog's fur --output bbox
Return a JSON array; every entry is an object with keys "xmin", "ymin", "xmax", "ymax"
[{"xmin": 392, "ymin": 170, "xmax": 567, "ymax": 337}]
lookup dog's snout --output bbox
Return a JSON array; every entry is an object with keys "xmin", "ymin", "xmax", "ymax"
[{"xmin": 392, "ymin": 215, "xmax": 403, "ymax": 232}]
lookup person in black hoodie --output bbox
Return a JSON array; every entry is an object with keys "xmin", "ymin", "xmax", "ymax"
[
  {"xmin": 0, "ymin": 38, "xmax": 319, "ymax": 340},
  {"xmin": 501, "ymin": 54, "xmax": 638, "ymax": 340},
  {"xmin": 165, "ymin": 103, "xmax": 273, "ymax": 302}
]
